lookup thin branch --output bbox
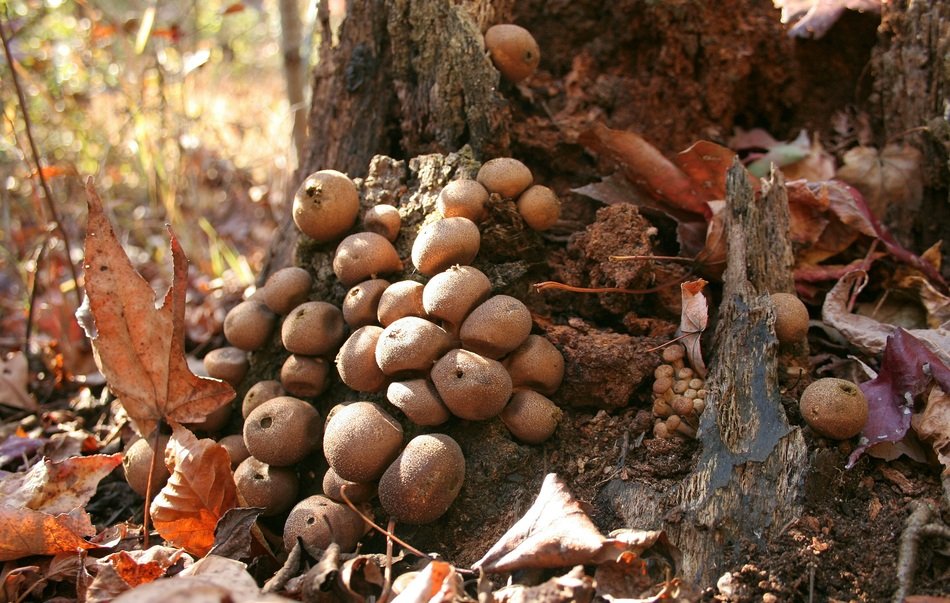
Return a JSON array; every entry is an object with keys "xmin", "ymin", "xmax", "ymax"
[{"xmin": 0, "ymin": 12, "xmax": 83, "ymax": 310}]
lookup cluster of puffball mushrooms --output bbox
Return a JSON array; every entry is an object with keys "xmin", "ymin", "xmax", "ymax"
[{"xmin": 172, "ymin": 157, "xmax": 564, "ymax": 554}]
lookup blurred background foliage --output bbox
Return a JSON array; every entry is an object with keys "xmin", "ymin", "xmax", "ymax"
[{"xmin": 1, "ymin": 0, "xmax": 314, "ymax": 365}]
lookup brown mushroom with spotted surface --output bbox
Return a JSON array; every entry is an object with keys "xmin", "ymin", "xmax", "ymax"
[
  {"xmin": 459, "ymin": 295, "xmax": 532, "ymax": 359},
  {"xmin": 224, "ymin": 300, "xmax": 277, "ymax": 351},
  {"xmin": 323, "ymin": 401, "xmax": 404, "ymax": 483},
  {"xmin": 342, "ymin": 279, "xmax": 390, "ymax": 329},
  {"xmin": 377, "ymin": 434, "xmax": 465, "ymax": 525},
  {"xmin": 260, "ymin": 266, "xmax": 313, "ymax": 315},
  {"xmin": 333, "ymin": 232, "xmax": 404, "ymax": 287},
  {"xmin": 431, "ymin": 349, "xmax": 512, "ymax": 420},
  {"xmin": 281, "ymin": 301, "xmax": 346, "ymax": 356},
  {"xmin": 203, "ymin": 346, "xmax": 248, "ymax": 388},
  {"xmin": 799, "ymin": 378, "xmax": 868, "ymax": 440},
  {"xmin": 336, "ymin": 326, "xmax": 389, "ymax": 392},
  {"xmin": 484, "ymin": 24, "xmax": 541, "ymax": 84},
  {"xmin": 243, "ymin": 396, "xmax": 322, "ymax": 467},
  {"xmin": 410, "ymin": 217, "xmax": 480, "ymax": 276},
  {"xmin": 292, "ymin": 170, "xmax": 360, "ymax": 243}
]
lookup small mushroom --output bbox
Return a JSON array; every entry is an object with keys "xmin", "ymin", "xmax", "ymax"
[
  {"xmin": 484, "ymin": 24, "xmax": 541, "ymax": 84},
  {"xmin": 387, "ymin": 378, "xmax": 451, "ymax": 426},
  {"xmin": 292, "ymin": 170, "xmax": 360, "ymax": 243},
  {"xmin": 333, "ymin": 232, "xmax": 403, "ymax": 287},
  {"xmin": 422, "ymin": 265, "xmax": 491, "ymax": 329},
  {"xmin": 243, "ymin": 396, "xmax": 322, "ymax": 467},
  {"xmin": 431, "ymin": 349, "xmax": 512, "ymax": 420},
  {"xmin": 281, "ymin": 301, "xmax": 346, "ymax": 356},
  {"xmin": 283, "ymin": 495, "xmax": 368, "ymax": 554},
  {"xmin": 436, "ymin": 179, "xmax": 489, "ymax": 222},
  {"xmin": 500, "ymin": 390, "xmax": 562, "ymax": 444},
  {"xmin": 377, "ymin": 434, "xmax": 465, "ymax": 525},
  {"xmin": 322, "ymin": 467, "xmax": 377, "ymax": 505},
  {"xmin": 476, "ymin": 157, "xmax": 533, "ymax": 199},
  {"xmin": 376, "ymin": 280, "xmax": 426, "ymax": 327},
  {"xmin": 224, "ymin": 300, "xmax": 277, "ymax": 351},
  {"xmin": 123, "ymin": 433, "xmax": 171, "ymax": 497},
  {"xmin": 342, "ymin": 279, "xmax": 390, "ymax": 329},
  {"xmin": 770, "ymin": 292, "xmax": 809, "ymax": 344},
  {"xmin": 203, "ymin": 346, "xmax": 248, "ymax": 387},
  {"xmin": 375, "ymin": 317, "xmax": 454, "ymax": 376},
  {"xmin": 234, "ymin": 456, "xmax": 299, "ymax": 517},
  {"xmin": 516, "ymin": 185, "xmax": 560, "ymax": 231},
  {"xmin": 323, "ymin": 401, "xmax": 404, "ymax": 482},
  {"xmin": 410, "ymin": 217, "xmax": 481, "ymax": 276},
  {"xmin": 363, "ymin": 204, "xmax": 401, "ymax": 242},
  {"xmin": 336, "ymin": 326, "xmax": 388, "ymax": 392},
  {"xmin": 219, "ymin": 434, "xmax": 251, "ymax": 468},
  {"xmin": 242, "ymin": 380, "xmax": 286, "ymax": 419},
  {"xmin": 503, "ymin": 334, "xmax": 565, "ymax": 395},
  {"xmin": 459, "ymin": 295, "xmax": 532, "ymax": 359},
  {"xmin": 260, "ymin": 266, "xmax": 313, "ymax": 315},
  {"xmin": 279, "ymin": 354, "xmax": 330, "ymax": 398},
  {"xmin": 799, "ymin": 378, "xmax": 868, "ymax": 440}
]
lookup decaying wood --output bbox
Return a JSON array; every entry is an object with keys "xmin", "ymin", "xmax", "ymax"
[{"xmin": 606, "ymin": 160, "xmax": 808, "ymax": 585}]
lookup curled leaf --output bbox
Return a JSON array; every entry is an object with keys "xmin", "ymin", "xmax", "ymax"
[
  {"xmin": 679, "ymin": 279, "xmax": 709, "ymax": 377},
  {"xmin": 0, "ymin": 506, "xmax": 97, "ymax": 561},
  {"xmin": 0, "ymin": 352, "xmax": 37, "ymax": 411},
  {"xmin": 0, "ymin": 454, "xmax": 123, "ymax": 514}
]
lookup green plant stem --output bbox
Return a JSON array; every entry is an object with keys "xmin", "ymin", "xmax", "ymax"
[{"xmin": 0, "ymin": 12, "xmax": 84, "ymax": 312}]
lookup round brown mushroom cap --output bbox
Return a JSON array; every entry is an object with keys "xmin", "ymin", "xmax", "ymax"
[
  {"xmin": 292, "ymin": 170, "xmax": 360, "ymax": 243},
  {"xmin": 203, "ymin": 346, "xmax": 249, "ymax": 387},
  {"xmin": 476, "ymin": 157, "xmax": 533, "ymax": 199},
  {"xmin": 436, "ymin": 179, "xmax": 489, "ymax": 222},
  {"xmin": 771, "ymin": 292, "xmax": 809, "ymax": 344},
  {"xmin": 281, "ymin": 301, "xmax": 346, "ymax": 356},
  {"xmin": 503, "ymin": 335, "xmax": 565, "ymax": 395},
  {"xmin": 500, "ymin": 390, "xmax": 562, "ymax": 444},
  {"xmin": 223, "ymin": 300, "xmax": 277, "ymax": 351},
  {"xmin": 377, "ymin": 280, "xmax": 426, "ymax": 327},
  {"xmin": 410, "ymin": 217, "xmax": 480, "ymax": 276},
  {"xmin": 336, "ymin": 326, "xmax": 389, "ymax": 392},
  {"xmin": 243, "ymin": 396, "xmax": 322, "ymax": 466},
  {"xmin": 323, "ymin": 401, "xmax": 404, "ymax": 482},
  {"xmin": 219, "ymin": 434, "xmax": 251, "ymax": 468},
  {"xmin": 459, "ymin": 295, "xmax": 532, "ymax": 359},
  {"xmin": 242, "ymin": 380, "xmax": 286, "ymax": 419},
  {"xmin": 184, "ymin": 401, "xmax": 232, "ymax": 434},
  {"xmin": 234, "ymin": 456, "xmax": 299, "ymax": 516},
  {"xmin": 260, "ymin": 266, "xmax": 313, "ymax": 315},
  {"xmin": 421, "ymin": 265, "xmax": 492, "ymax": 328},
  {"xmin": 321, "ymin": 467, "xmax": 377, "ymax": 505},
  {"xmin": 387, "ymin": 378, "xmax": 451, "ymax": 426},
  {"xmin": 283, "ymin": 495, "xmax": 368, "ymax": 554},
  {"xmin": 516, "ymin": 184, "xmax": 561, "ymax": 231},
  {"xmin": 333, "ymin": 232, "xmax": 404, "ymax": 287},
  {"xmin": 362, "ymin": 205, "xmax": 401, "ymax": 242},
  {"xmin": 280, "ymin": 354, "xmax": 330, "ymax": 398},
  {"xmin": 484, "ymin": 24, "xmax": 540, "ymax": 83},
  {"xmin": 378, "ymin": 434, "xmax": 465, "ymax": 525},
  {"xmin": 375, "ymin": 317, "xmax": 454, "ymax": 376},
  {"xmin": 431, "ymin": 349, "xmax": 512, "ymax": 420},
  {"xmin": 799, "ymin": 378, "xmax": 868, "ymax": 440},
  {"xmin": 122, "ymin": 433, "xmax": 171, "ymax": 497},
  {"xmin": 342, "ymin": 279, "xmax": 390, "ymax": 329}
]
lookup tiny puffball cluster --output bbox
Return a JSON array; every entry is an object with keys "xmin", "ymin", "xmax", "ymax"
[
  {"xmin": 190, "ymin": 164, "xmax": 565, "ymax": 556},
  {"xmin": 650, "ymin": 343, "xmax": 706, "ymax": 440}
]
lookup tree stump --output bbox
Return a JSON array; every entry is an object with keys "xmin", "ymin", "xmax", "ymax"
[{"xmin": 605, "ymin": 162, "xmax": 808, "ymax": 585}]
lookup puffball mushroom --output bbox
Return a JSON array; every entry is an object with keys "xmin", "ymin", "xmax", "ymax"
[
  {"xmin": 292, "ymin": 170, "xmax": 360, "ymax": 243},
  {"xmin": 421, "ymin": 265, "xmax": 491, "ymax": 328},
  {"xmin": 219, "ymin": 433, "xmax": 251, "ymax": 468},
  {"xmin": 431, "ymin": 349, "xmax": 512, "ymax": 420},
  {"xmin": 223, "ymin": 300, "xmax": 277, "ymax": 351},
  {"xmin": 362, "ymin": 204, "xmax": 401, "ymax": 242},
  {"xmin": 234, "ymin": 456, "xmax": 299, "ymax": 516},
  {"xmin": 279, "ymin": 354, "xmax": 330, "ymax": 398},
  {"xmin": 459, "ymin": 295, "xmax": 532, "ymax": 359},
  {"xmin": 243, "ymin": 396, "xmax": 322, "ymax": 466},
  {"xmin": 376, "ymin": 280, "xmax": 426, "ymax": 327},
  {"xmin": 342, "ymin": 279, "xmax": 390, "ymax": 329},
  {"xmin": 322, "ymin": 467, "xmax": 377, "ymax": 505},
  {"xmin": 387, "ymin": 378, "xmax": 451, "ymax": 426},
  {"xmin": 281, "ymin": 301, "xmax": 346, "ymax": 356},
  {"xmin": 333, "ymin": 232, "xmax": 404, "ymax": 287},
  {"xmin": 503, "ymin": 334, "xmax": 565, "ymax": 395},
  {"xmin": 799, "ymin": 378, "xmax": 868, "ymax": 440},
  {"xmin": 484, "ymin": 24, "xmax": 541, "ymax": 84},
  {"xmin": 436, "ymin": 179, "xmax": 489, "ymax": 222},
  {"xmin": 336, "ymin": 326, "xmax": 389, "ymax": 392},
  {"xmin": 375, "ymin": 317, "xmax": 454, "ymax": 376},
  {"xmin": 123, "ymin": 433, "xmax": 171, "ymax": 497},
  {"xmin": 378, "ymin": 434, "xmax": 465, "ymax": 525},
  {"xmin": 283, "ymin": 495, "xmax": 368, "ymax": 554},
  {"xmin": 203, "ymin": 346, "xmax": 248, "ymax": 387},
  {"xmin": 500, "ymin": 390, "xmax": 562, "ymax": 444},
  {"xmin": 770, "ymin": 292, "xmax": 810, "ymax": 344},
  {"xmin": 242, "ymin": 380, "xmax": 285, "ymax": 418},
  {"xmin": 410, "ymin": 217, "xmax": 481, "ymax": 276},
  {"xmin": 476, "ymin": 157, "xmax": 533, "ymax": 199},
  {"xmin": 516, "ymin": 184, "xmax": 560, "ymax": 231},
  {"xmin": 260, "ymin": 266, "xmax": 313, "ymax": 315},
  {"xmin": 323, "ymin": 401, "xmax": 404, "ymax": 483}
]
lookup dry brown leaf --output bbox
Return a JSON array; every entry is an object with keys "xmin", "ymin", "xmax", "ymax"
[
  {"xmin": 390, "ymin": 560, "xmax": 463, "ymax": 603},
  {"xmin": 672, "ymin": 141, "xmax": 735, "ymax": 202},
  {"xmin": 781, "ymin": 135, "xmax": 836, "ymax": 182},
  {"xmin": 493, "ymin": 565, "xmax": 595, "ymax": 603},
  {"xmin": 836, "ymin": 144, "xmax": 923, "ymax": 225},
  {"xmin": 912, "ymin": 387, "xmax": 950, "ymax": 471},
  {"xmin": 679, "ymin": 279, "xmax": 709, "ymax": 377},
  {"xmin": 775, "ymin": 0, "xmax": 882, "ymax": 39},
  {"xmin": 0, "ymin": 454, "xmax": 122, "ymax": 514},
  {"xmin": 86, "ymin": 547, "xmax": 193, "ymax": 603},
  {"xmin": 0, "ymin": 352, "xmax": 37, "ymax": 411},
  {"xmin": 77, "ymin": 182, "xmax": 234, "ymax": 437},
  {"xmin": 150, "ymin": 424, "xmax": 237, "ymax": 556},
  {"xmin": 0, "ymin": 506, "xmax": 97, "ymax": 561},
  {"xmin": 821, "ymin": 271, "xmax": 950, "ymax": 365}
]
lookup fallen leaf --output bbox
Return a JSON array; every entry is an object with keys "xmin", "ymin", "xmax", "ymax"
[
  {"xmin": 781, "ymin": 134, "xmax": 836, "ymax": 182},
  {"xmin": 822, "ymin": 271, "xmax": 950, "ymax": 365},
  {"xmin": 390, "ymin": 561, "xmax": 464, "ymax": 603},
  {"xmin": 340, "ymin": 554, "xmax": 385, "ymax": 600},
  {"xmin": 671, "ymin": 141, "xmax": 735, "ymax": 202},
  {"xmin": 493, "ymin": 565, "xmax": 595, "ymax": 603},
  {"xmin": 0, "ymin": 506, "xmax": 97, "ymax": 561},
  {"xmin": 77, "ymin": 181, "xmax": 234, "ymax": 438},
  {"xmin": 0, "ymin": 454, "xmax": 122, "ymax": 514},
  {"xmin": 775, "ymin": 0, "xmax": 882, "ymax": 39},
  {"xmin": 912, "ymin": 387, "xmax": 950, "ymax": 471},
  {"xmin": 150, "ymin": 424, "xmax": 238, "ymax": 556},
  {"xmin": 0, "ymin": 434, "xmax": 46, "ymax": 468},
  {"xmin": 847, "ymin": 328, "xmax": 950, "ymax": 468},
  {"xmin": 208, "ymin": 507, "xmax": 264, "ymax": 560},
  {"xmin": 86, "ymin": 547, "xmax": 193, "ymax": 603},
  {"xmin": 837, "ymin": 144, "xmax": 923, "ymax": 223},
  {"xmin": 0, "ymin": 352, "xmax": 37, "ymax": 411},
  {"xmin": 474, "ymin": 474, "xmax": 667, "ymax": 574},
  {"xmin": 678, "ymin": 279, "xmax": 708, "ymax": 377}
]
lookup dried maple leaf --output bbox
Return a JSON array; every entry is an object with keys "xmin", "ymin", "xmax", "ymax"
[
  {"xmin": 836, "ymin": 144, "xmax": 923, "ymax": 226},
  {"xmin": 847, "ymin": 329, "xmax": 950, "ymax": 468},
  {"xmin": 0, "ymin": 506, "xmax": 97, "ymax": 561},
  {"xmin": 86, "ymin": 547, "xmax": 193, "ymax": 603},
  {"xmin": 0, "ymin": 352, "xmax": 37, "ymax": 411},
  {"xmin": 0, "ymin": 454, "xmax": 122, "ymax": 514},
  {"xmin": 77, "ymin": 181, "xmax": 234, "ymax": 438},
  {"xmin": 474, "ymin": 474, "xmax": 667, "ymax": 574},
  {"xmin": 150, "ymin": 423, "xmax": 238, "ymax": 556}
]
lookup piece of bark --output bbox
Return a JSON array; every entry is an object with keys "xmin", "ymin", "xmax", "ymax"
[{"xmin": 606, "ymin": 160, "xmax": 808, "ymax": 585}]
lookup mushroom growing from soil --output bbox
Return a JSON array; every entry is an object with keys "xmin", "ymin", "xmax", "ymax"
[
  {"xmin": 376, "ymin": 280, "xmax": 426, "ymax": 327},
  {"xmin": 234, "ymin": 456, "xmax": 299, "ymax": 516},
  {"xmin": 336, "ymin": 326, "xmax": 389, "ymax": 392},
  {"xmin": 243, "ymin": 396, "xmax": 322, "ymax": 466},
  {"xmin": 123, "ymin": 433, "xmax": 171, "ymax": 497},
  {"xmin": 387, "ymin": 378, "xmax": 451, "ymax": 426},
  {"xmin": 484, "ymin": 24, "xmax": 541, "ymax": 84},
  {"xmin": 375, "ymin": 317, "xmax": 454, "ymax": 376},
  {"xmin": 436, "ymin": 179, "xmax": 489, "ymax": 222},
  {"xmin": 280, "ymin": 301, "xmax": 346, "ymax": 356},
  {"xmin": 422, "ymin": 265, "xmax": 491, "ymax": 329},
  {"xmin": 500, "ymin": 390, "xmax": 562, "ymax": 444},
  {"xmin": 260, "ymin": 266, "xmax": 313, "ymax": 315},
  {"xmin": 362, "ymin": 204, "xmax": 401, "ymax": 242},
  {"xmin": 242, "ymin": 380, "xmax": 286, "ymax": 419},
  {"xmin": 223, "ymin": 300, "xmax": 277, "ymax": 351},
  {"xmin": 333, "ymin": 232, "xmax": 404, "ymax": 287},
  {"xmin": 322, "ymin": 467, "xmax": 377, "ymax": 505},
  {"xmin": 279, "ymin": 355, "xmax": 330, "ymax": 398},
  {"xmin": 516, "ymin": 184, "xmax": 561, "ymax": 231},
  {"xmin": 377, "ymin": 433, "xmax": 465, "ymax": 525},
  {"xmin": 323, "ymin": 401, "xmax": 404, "ymax": 483},
  {"xmin": 799, "ymin": 377, "xmax": 868, "ymax": 439},
  {"xmin": 459, "ymin": 295, "xmax": 532, "ymax": 359},
  {"xmin": 292, "ymin": 170, "xmax": 360, "ymax": 243},
  {"xmin": 503, "ymin": 334, "xmax": 565, "ymax": 395},
  {"xmin": 770, "ymin": 292, "xmax": 810, "ymax": 344},
  {"xmin": 431, "ymin": 349, "xmax": 512, "ymax": 420},
  {"xmin": 283, "ymin": 495, "xmax": 368, "ymax": 554},
  {"xmin": 476, "ymin": 157, "xmax": 533, "ymax": 198},
  {"xmin": 410, "ymin": 217, "xmax": 481, "ymax": 276},
  {"xmin": 342, "ymin": 279, "xmax": 390, "ymax": 329},
  {"xmin": 203, "ymin": 346, "xmax": 248, "ymax": 387}
]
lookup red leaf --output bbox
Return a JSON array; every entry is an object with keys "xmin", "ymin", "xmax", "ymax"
[
  {"xmin": 671, "ymin": 140, "xmax": 736, "ymax": 202},
  {"xmin": 0, "ymin": 507, "xmax": 97, "ymax": 561},
  {"xmin": 78, "ymin": 181, "xmax": 234, "ymax": 437}
]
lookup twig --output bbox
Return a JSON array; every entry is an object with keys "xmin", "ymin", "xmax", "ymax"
[
  {"xmin": 533, "ymin": 270, "xmax": 694, "ymax": 296},
  {"xmin": 142, "ymin": 426, "xmax": 165, "ymax": 549},
  {"xmin": 377, "ymin": 518, "xmax": 396, "ymax": 603},
  {"xmin": 263, "ymin": 539, "xmax": 304, "ymax": 594},
  {"xmin": 23, "ymin": 243, "xmax": 46, "ymax": 354},
  {"xmin": 339, "ymin": 485, "xmax": 428, "ymax": 558},
  {"xmin": 893, "ymin": 500, "xmax": 934, "ymax": 603},
  {"xmin": 0, "ymin": 12, "xmax": 83, "ymax": 310}
]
